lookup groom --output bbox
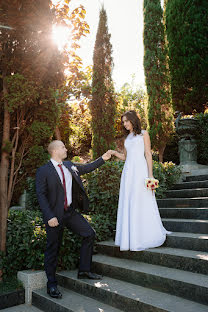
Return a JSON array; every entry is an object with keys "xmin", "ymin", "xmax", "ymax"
[{"xmin": 36, "ymin": 140, "xmax": 111, "ymax": 299}]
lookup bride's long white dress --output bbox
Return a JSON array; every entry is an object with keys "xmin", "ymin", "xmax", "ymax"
[{"xmin": 115, "ymin": 131, "xmax": 171, "ymax": 251}]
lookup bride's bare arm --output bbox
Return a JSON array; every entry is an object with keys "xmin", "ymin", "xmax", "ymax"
[
  {"xmin": 143, "ymin": 131, "xmax": 153, "ymax": 178},
  {"xmin": 109, "ymin": 148, "xmax": 127, "ymax": 161}
]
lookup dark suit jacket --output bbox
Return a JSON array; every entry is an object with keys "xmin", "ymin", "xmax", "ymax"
[{"xmin": 35, "ymin": 157, "xmax": 105, "ymax": 224}]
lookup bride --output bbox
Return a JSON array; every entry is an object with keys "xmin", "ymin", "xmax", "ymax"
[{"xmin": 110, "ymin": 110, "xmax": 170, "ymax": 251}]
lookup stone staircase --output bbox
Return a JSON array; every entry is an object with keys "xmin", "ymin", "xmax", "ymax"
[{"xmin": 31, "ymin": 174, "xmax": 208, "ymax": 312}]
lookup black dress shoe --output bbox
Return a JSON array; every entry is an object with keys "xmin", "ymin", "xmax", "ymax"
[
  {"xmin": 78, "ymin": 271, "xmax": 102, "ymax": 280},
  {"xmin": 47, "ymin": 286, "xmax": 62, "ymax": 299}
]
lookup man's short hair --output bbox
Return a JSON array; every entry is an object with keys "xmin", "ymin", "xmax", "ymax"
[{"xmin": 47, "ymin": 140, "xmax": 62, "ymax": 155}]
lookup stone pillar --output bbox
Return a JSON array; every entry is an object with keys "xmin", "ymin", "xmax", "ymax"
[
  {"xmin": 179, "ymin": 138, "xmax": 198, "ymax": 165},
  {"xmin": 17, "ymin": 270, "xmax": 47, "ymax": 304},
  {"xmin": 175, "ymin": 115, "xmax": 201, "ymax": 174}
]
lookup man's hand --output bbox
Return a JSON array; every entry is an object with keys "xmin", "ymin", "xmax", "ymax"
[
  {"xmin": 102, "ymin": 150, "xmax": 112, "ymax": 161},
  {"xmin": 48, "ymin": 217, "xmax": 59, "ymax": 227}
]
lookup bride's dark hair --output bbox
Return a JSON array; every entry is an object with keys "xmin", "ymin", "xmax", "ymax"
[{"xmin": 121, "ymin": 110, "xmax": 142, "ymax": 137}]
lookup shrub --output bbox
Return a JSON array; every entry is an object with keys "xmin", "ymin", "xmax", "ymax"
[
  {"xmin": 26, "ymin": 177, "xmax": 39, "ymax": 210},
  {"xmin": 84, "ymin": 160, "xmax": 123, "ymax": 221},
  {"xmin": 26, "ymin": 160, "xmax": 181, "ymax": 215},
  {"xmin": 1, "ymin": 160, "xmax": 180, "ymax": 278},
  {"xmin": 0, "ymin": 210, "xmax": 115, "ymax": 278},
  {"xmin": 0, "ymin": 210, "xmax": 45, "ymax": 277},
  {"xmin": 153, "ymin": 161, "xmax": 181, "ymax": 198},
  {"xmin": 71, "ymin": 156, "xmax": 81, "ymax": 163},
  {"xmin": 195, "ymin": 113, "xmax": 208, "ymax": 165},
  {"xmin": 163, "ymin": 133, "xmax": 180, "ymax": 165},
  {"xmin": 84, "ymin": 160, "xmax": 181, "ymax": 212},
  {"xmin": 0, "ymin": 276, "xmax": 23, "ymax": 293}
]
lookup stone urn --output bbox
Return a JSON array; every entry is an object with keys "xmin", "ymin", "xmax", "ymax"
[{"xmin": 175, "ymin": 114, "xmax": 199, "ymax": 166}]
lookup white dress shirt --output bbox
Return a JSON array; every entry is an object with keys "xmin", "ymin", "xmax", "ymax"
[{"xmin": 50, "ymin": 158, "xmax": 72, "ymax": 207}]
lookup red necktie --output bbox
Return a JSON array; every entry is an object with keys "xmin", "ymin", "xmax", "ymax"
[{"xmin": 58, "ymin": 164, "xmax": 68, "ymax": 210}]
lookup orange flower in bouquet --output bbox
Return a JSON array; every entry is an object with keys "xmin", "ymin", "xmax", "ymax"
[{"xmin": 145, "ymin": 178, "xmax": 159, "ymax": 192}]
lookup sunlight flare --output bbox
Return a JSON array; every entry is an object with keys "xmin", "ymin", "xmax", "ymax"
[{"xmin": 52, "ymin": 25, "xmax": 71, "ymax": 51}]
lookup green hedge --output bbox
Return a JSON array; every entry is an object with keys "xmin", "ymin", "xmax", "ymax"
[
  {"xmin": 0, "ymin": 276, "xmax": 23, "ymax": 294},
  {"xmin": 152, "ymin": 161, "xmax": 181, "ymax": 198},
  {"xmin": 1, "ymin": 160, "xmax": 180, "ymax": 278},
  {"xmin": 84, "ymin": 160, "xmax": 181, "ymax": 217},
  {"xmin": 26, "ymin": 159, "xmax": 181, "ymax": 212},
  {"xmin": 84, "ymin": 160, "xmax": 123, "ymax": 221},
  {"xmin": 163, "ymin": 133, "xmax": 180, "ymax": 165},
  {"xmin": 26, "ymin": 177, "xmax": 39, "ymax": 210},
  {"xmin": 196, "ymin": 112, "xmax": 208, "ymax": 165},
  {"xmin": 0, "ymin": 210, "xmax": 115, "ymax": 278}
]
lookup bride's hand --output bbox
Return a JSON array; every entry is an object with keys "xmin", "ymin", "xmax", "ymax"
[{"xmin": 109, "ymin": 150, "xmax": 116, "ymax": 156}]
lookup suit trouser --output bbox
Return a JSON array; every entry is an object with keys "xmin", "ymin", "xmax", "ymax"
[{"xmin": 44, "ymin": 206, "xmax": 95, "ymax": 288}]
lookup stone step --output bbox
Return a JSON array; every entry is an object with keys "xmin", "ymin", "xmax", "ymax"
[
  {"xmin": 159, "ymin": 208, "xmax": 208, "ymax": 219},
  {"xmin": 185, "ymin": 175, "xmax": 208, "ymax": 182},
  {"xmin": 164, "ymin": 232, "xmax": 208, "ymax": 252},
  {"xmin": 56, "ymin": 270, "xmax": 208, "ymax": 312},
  {"xmin": 165, "ymin": 188, "xmax": 208, "ymax": 198},
  {"xmin": 172, "ymin": 180, "xmax": 208, "ymax": 190},
  {"xmin": 90, "ymin": 255, "xmax": 208, "ymax": 305},
  {"xmin": 112, "ymin": 230, "xmax": 208, "ymax": 252},
  {"xmin": 157, "ymin": 197, "xmax": 208, "ymax": 208},
  {"xmin": 0, "ymin": 305, "xmax": 42, "ymax": 312},
  {"xmin": 96, "ymin": 240, "xmax": 208, "ymax": 275},
  {"xmin": 162, "ymin": 218, "xmax": 208, "ymax": 234},
  {"xmin": 32, "ymin": 286, "xmax": 121, "ymax": 312}
]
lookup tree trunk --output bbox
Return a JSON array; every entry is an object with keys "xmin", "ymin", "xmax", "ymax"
[
  {"xmin": 55, "ymin": 126, "xmax": 62, "ymax": 140},
  {"xmin": 158, "ymin": 144, "xmax": 166, "ymax": 163},
  {"xmin": 0, "ymin": 75, "xmax": 10, "ymax": 254},
  {"xmin": 8, "ymin": 126, "xmax": 20, "ymax": 207}
]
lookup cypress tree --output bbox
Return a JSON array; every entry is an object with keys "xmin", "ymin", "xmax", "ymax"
[
  {"xmin": 165, "ymin": 0, "xmax": 208, "ymax": 113},
  {"xmin": 90, "ymin": 6, "xmax": 116, "ymax": 159},
  {"xmin": 143, "ymin": 0, "xmax": 173, "ymax": 162}
]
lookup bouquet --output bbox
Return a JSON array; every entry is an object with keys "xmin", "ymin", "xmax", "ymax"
[{"xmin": 145, "ymin": 178, "xmax": 159, "ymax": 192}]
